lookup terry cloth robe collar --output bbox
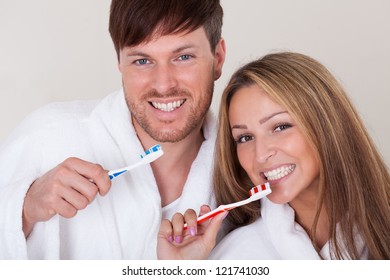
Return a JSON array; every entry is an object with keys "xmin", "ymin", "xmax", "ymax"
[
  {"xmin": 262, "ymin": 198, "xmax": 368, "ymax": 259},
  {"xmin": 209, "ymin": 197, "xmax": 367, "ymax": 259}
]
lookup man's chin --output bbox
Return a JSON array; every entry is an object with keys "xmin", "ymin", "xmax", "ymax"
[{"xmin": 149, "ymin": 131, "xmax": 188, "ymax": 143}]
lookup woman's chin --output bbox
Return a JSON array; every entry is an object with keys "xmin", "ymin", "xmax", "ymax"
[{"xmin": 266, "ymin": 192, "xmax": 291, "ymax": 205}]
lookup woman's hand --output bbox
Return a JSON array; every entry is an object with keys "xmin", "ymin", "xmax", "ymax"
[{"xmin": 157, "ymin": 205, "xmax": 227, "ymax": 260}]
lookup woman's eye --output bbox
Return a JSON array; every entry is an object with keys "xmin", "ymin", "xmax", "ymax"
[
  {"xmin": 236, "ymin": 135, "xmax": 254, "ymax": 143},
  {"xmin": 274, "ymin": 123, "xmax": 292, "ymax": 132}
]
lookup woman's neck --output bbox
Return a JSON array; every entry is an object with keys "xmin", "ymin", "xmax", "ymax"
[{"xmin": 290, "ymin": 194, "xmax": 330, "ymax": 250}]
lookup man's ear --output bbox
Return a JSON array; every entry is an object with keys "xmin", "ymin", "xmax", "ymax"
[
  {"xmin": 117, "ymin": 50, "xmax": 123, "ymax": 73},
  {"xmin": 213, "ymin": 38, "xmax": 226, "ymax": 80}
]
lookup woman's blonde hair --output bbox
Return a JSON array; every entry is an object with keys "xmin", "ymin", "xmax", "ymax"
[{"xmin": 213, "ymin": 52, "xmax": 390, "ymax": 259}]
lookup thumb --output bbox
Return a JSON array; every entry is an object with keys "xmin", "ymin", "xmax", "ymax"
[{"xmin": 202, "ymin": 211, "xmax": 228, "ymax": 248}]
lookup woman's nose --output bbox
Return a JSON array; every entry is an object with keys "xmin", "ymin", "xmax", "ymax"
[{"xmin": 255, "ymin": 140, "xmax": 276, "ymax": 163}]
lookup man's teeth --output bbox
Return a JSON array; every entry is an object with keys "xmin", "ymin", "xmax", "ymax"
[
  {"xmin": 263, "ymin": 164, "xmax": 295, "ymax": 181},
  {"xmin": 151, "ymin": 100, "xmax": 185, "ymax": 112}
]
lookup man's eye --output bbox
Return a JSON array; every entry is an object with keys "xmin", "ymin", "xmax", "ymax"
[
  {"xmin": 236, "ymin": 135, "xmax": 253, "ymax": 143},
  {"xmin": 178, "ymin": 54, "xmax": 191, "ymax": 61},
  {"xmin": 135, "ymin": 59, "xmax": 149, "ymax": 65},
  {"xmin": 274, "ymin": 123, "xmax": 292, "ymax": 132}
]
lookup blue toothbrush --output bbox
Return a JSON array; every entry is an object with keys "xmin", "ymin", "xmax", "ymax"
[{"xmin": 108, "ymin": 144, "xmax": 163, "ymax": 180}]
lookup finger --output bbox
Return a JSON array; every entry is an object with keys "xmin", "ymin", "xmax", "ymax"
[
  {"xmin": 62, "ymin": 158, "xmax": 112, "ymax": 196},
  {"xmin": 183, "ymin": 209, "xmax": 198, "ymax": 236},
  {"xmin": 61, "ymin": 174, "xmax": 99, "ymax": 204},
  {"xmin": 41, "ymin": 190, "xmax": 77, "ymax": 221},
  {"xmin": 199, "ymin": 205, "xmax": 212, "ymax": 216},
  {"xmin": 87, "ymin": 163, "xmax": 112, "ymax": 196},
  {"xmin": 53, "ymin": 197, "xmax": 78, "ymax": 219},
  {"xmin": 59, "ymin": 183, "xmax": 91, "ymax": 211},
  {"xmin": 158, "ymin": 219, "xmax": 174, "ymax": 243},
  {"xmin": 53, "ymin": 164, "xmax": 100, "ymax": 206},
  {"xmin": 202, "ymin": 211, "xmax": 228, "ymax": 248},
  {"xmin": 197, "ymin": 205, "xmax": 212, "ymax": 232},
  {"xmin": 171, "ymin": 212, "xmax": 185, "ymax": 243},
  {"xmin": 157, "ymin": 219, "xmax": 175, "ymax": 260}
]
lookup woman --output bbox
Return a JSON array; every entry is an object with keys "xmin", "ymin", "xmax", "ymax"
[{"xmin": 158, "ymin": 52, "xmax": 390, "ymax": 259}]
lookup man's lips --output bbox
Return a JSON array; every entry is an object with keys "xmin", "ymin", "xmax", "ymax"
[{"xmin": 150, "ymin": 99, "xmax": 186, "ymax": 112}]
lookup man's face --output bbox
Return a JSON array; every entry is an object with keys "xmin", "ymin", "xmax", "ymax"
[{"xmin": 118, "ymin": 27, "xmax": 225, "ymax": 142}]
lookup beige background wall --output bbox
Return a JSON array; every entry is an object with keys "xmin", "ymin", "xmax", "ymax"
[{"xmin": 1, "ymin": 0, "xmax": 389, "ymax": 164}]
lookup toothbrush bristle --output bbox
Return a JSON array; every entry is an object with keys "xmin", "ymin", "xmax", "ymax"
[
  {"xmin": 249, "ymin": 182, "xmax": 270, "ymax": 196},
  {"xmin": 141, "ymin": 144, "xmax": 162, "ymax": 159},
  {"xmin": 250, "ymin": 187, "xmax": 259, "ymax": 196}
]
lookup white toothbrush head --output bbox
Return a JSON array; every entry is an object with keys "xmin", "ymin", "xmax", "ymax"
[
  {"xmin": 248, "ymin": 182, "xmax": 271, "ymax": 201},
  {"xmin": 108, "ymin": 144, "xmax": 164, "ymax": 180},
  {"xmin": 140, "ymin": 144, "xmax": 164, "ymax": 163}
]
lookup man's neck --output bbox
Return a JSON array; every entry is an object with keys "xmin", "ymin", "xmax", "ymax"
[{"xmin": 135, "ymin": 121, "xmax": 206, "ymax": 206}]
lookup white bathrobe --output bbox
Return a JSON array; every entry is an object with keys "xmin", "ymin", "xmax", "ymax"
[
  {"xmin": 209, "ymin": 197, "xmax": 368, "ymax": 260},
  {"xmin": 0, "ymin": 89, "xmax": 217, "ymax": 259}
]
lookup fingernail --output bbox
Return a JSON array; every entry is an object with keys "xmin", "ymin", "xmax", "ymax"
[
  {"xmin": 168, "ymin": 236, "xmax": 174, "ymax": 243},
  {"xmin": 189, "ymin": 226, "xmax": 196, "ymax": 237},
  {"xmin": 175, "ymin": 236, "xmax": 182, "ymax": 244}
]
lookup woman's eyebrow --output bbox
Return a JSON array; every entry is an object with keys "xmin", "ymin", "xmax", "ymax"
[
  {"xmin": 259, "ymin": 111, "xmax": 288, "ymax": 124},
  {"xmin": 231, "ymin": 124, "xmax": 247, "ymax": 130},
  {"xmin": 231, "ymin": 111, "xmax": 288, "ymax": 130}
]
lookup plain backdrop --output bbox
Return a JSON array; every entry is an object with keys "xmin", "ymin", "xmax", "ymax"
[{"xmin": 0, "ymin": 0, "xmax": 389, "ymax": 164}]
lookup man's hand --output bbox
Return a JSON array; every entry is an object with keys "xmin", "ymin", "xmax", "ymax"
[{"xmin": 22, "ymin": 157, "xmax": 112, "ymax": 237}]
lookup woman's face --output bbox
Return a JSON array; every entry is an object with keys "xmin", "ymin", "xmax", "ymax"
[{"xmin": 228, "ymin": 85, "xmax": 320, "ymax": 205}]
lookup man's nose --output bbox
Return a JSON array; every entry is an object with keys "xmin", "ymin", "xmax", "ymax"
[{"xmin": 152, "ymin": 63, "xmax": 178, "ymax": 93}]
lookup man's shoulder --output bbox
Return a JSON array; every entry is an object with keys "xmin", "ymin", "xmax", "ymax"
[
  {"xmin": 22, "ymin": 99, "xmax": 100, "ymax": 129},
  {"xmin": 16, "ymin": 90, "xmax": 123, "ymax": 132},
  {"xmin": 36, "ymin": 99, "xmax": 100, "ymax": 120}
]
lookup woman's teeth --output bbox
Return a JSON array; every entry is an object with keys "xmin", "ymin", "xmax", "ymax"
[
  {"xmin": 151, "ymin": 99, "xmax": 185, "ymax": 112},
  {"xmin": 263, "ymin": 164, "xmax": 295, "ymax": 181}
]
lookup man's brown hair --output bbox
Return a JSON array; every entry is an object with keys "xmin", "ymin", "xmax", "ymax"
[{"xmin": 109, "ymin": 0, "xmax": 223, "ymax": 59}]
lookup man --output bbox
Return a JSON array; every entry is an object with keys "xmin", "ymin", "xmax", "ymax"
[{"xmin": 0, "ymin": 0, "xmax": 225, "ymax": 259}]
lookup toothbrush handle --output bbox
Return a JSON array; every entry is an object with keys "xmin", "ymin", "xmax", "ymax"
[
  {"xmin": 182, "ymin": 196, "xmax": 260, "ymax": 230},
  {"xmin": 182, "ymin": 185, "xmax": 271, "ymax": 230},
  {"xmin": 108, "ymin": 161, "xmax": 143, "ymax": 180},
  {"xmin": 196, "ymin": 209, "xmax": 227, "ymax": 224},
  {"xmin": 108, "ymin": 170, "xmax": 128, "ymax": 180},
  {"xmin": 183, "ymin": 206, "xmax": 228, "ymax": 230},
  {"xmin": 184, "ymin": 197, "xmax": 261, "ymax": 229}
]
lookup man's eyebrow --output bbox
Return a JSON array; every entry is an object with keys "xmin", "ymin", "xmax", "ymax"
[
  {"xmin": 124, "ymin": 44, "xmax": 198, "ymax": 57},
  {"xmin": 231, "ymin": 111, "xmax": 288, "ymax": 130},
  {"xmin": 125, "ymin": 51, "xmax": 150, "ymax": 57},
  {"xmin": 172, "ymin": 44, "xmax": 198, "ymax": 54}
]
